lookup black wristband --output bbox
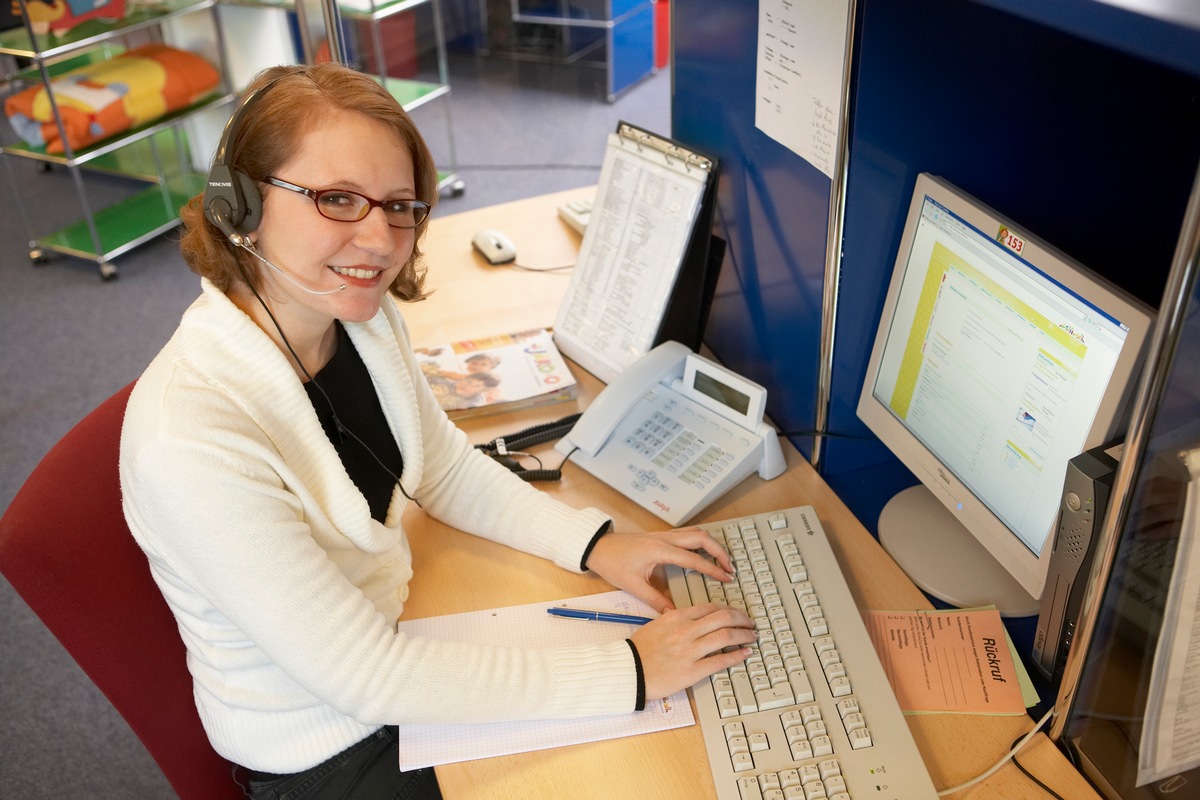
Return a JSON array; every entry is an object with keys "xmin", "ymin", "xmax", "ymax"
[
  {"xmin": 579, "ymin": 519, "xmax": 613, "ymax": 571},
  {"xmin": 626, "ymin": 638, "xmax": 646, "ymax": 712}
]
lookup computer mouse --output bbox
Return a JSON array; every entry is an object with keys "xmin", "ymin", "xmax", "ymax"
[{"xmin": 471, "ymin": 229, "xmax": 517, "ymax": 265}]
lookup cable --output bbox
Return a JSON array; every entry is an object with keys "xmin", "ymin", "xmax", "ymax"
[
  {"xmin": 474, "ymin": 414, "xmax": 581, "ymax": 482},
  {"xmin": 936, "ymin": 706, "xmax": 1054, "ymax": 796},
  {"xmin": 475, "ymin": 414, "xmax": 581, "ymax": 453},
  {"xmin": 1010, "ymin": 732, "xmax": 1067, "ymax": 800},
  {"xmin": 558, "ymin": 445, "xmax": 580, "ymax": 467},
  {"xmin": 775, "ymin": 428, "xmax": 871, "ymax": 441},
  {"xmin": 246, "ymin": 281, "xmax": 421, "ymax": 507},
  {"xmin": 507, "ymin": 261, "xmax": 575, "ymax": 273}
]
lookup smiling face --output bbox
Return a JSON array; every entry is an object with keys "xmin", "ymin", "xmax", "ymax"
[{"xmin": 248, "ymin": 107, "xmax": 418, "ymax": 331}]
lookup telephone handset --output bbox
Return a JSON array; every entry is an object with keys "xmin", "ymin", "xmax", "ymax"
[{"xmin": 556, "ymin": 341, "xmax": 785, "ymax": 526}]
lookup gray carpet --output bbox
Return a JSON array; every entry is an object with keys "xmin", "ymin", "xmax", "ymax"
[{"xmin": 0, "ymin": 47, "xmax": 668, "ymax": 799}]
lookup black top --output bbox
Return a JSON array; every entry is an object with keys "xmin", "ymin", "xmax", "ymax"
[{"xmin": 304, "ymin": 323, "xmax": 404, "ymax": 522}]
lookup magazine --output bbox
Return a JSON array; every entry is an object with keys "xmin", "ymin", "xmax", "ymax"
[{"xmin": 414, "ymin": 328, "xmax": 577, "ymax": 420}]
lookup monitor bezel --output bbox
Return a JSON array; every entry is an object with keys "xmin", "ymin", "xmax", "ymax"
[{"xmin": 856, "ymin": 172, "xmax": 1154, "ymax": 601}]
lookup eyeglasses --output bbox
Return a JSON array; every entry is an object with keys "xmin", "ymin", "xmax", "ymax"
[{"xmin": 263, "ymin": 177, "xmax": 431, "ymax": 229}]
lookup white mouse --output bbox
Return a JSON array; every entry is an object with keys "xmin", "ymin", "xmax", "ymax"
[{"xmin": 471, "ymin": 229, "xmax": 517, "ymax": 265}]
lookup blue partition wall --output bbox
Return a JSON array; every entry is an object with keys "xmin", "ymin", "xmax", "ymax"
[
  {"xmin": 671, "ymin": 3, "xmax": 834, "ymax": 455},
  {"xmin": 673, "ymin": 0, "xmax": 1200, "ymax": 533}
]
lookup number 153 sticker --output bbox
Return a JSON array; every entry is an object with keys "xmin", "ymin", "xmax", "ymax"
[{"xmin": 997, "ymin": 225, "xmax": 1025, "ymax": 255}]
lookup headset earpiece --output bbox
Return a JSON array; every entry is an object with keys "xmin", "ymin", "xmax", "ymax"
[{"xmin": 203, "ymin": 77, "xmax": 280, "ymax": 242}]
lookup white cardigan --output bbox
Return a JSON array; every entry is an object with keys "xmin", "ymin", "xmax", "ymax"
[{"xmin": 119, "ymin": 279, "xmax": 633, "ymax": 773}]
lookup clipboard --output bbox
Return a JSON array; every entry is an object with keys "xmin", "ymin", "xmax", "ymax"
[{"xmin": 552, "ymin": 122, "xmax": 721, "ymax": 384}]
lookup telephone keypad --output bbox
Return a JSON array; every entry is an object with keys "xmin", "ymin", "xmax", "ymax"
[{"xmin": 626, "ymin": 411, "xmax": 732, "ymax": 491}]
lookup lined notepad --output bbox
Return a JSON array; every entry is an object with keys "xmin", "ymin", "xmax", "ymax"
[{"xmin": 394, "ymin": 591, "xmax": 694, "ymax": 769}]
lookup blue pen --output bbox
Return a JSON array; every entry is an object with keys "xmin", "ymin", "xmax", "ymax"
[{"xmin": 547, "ymin": 607, "xmax": 653, "ymax": 625}]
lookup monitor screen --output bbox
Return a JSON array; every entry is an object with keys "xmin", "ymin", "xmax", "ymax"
[{"xmin": 857, "ymin": 174, "xmax": 1154, "ymax": 614}]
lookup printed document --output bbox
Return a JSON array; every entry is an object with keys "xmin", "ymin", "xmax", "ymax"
[
  {"xmin": 864, "ymin": 608, "xmax": 1032, "ymax": 714},
  {"xmin": 1138, "ymin": 445, "xmax": 1200, "ymax": 785}
]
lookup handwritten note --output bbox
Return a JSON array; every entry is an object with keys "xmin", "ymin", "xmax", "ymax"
[
  {"xmin": 756, "ymin": 0, "xmax": 852, "ymax": 178},
  {"xmin": 863, "ymin": 608, "xmax": 1029, "ymax": 715}
]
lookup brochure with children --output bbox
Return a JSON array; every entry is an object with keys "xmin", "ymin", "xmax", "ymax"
[{"xmin": 414, "ymin": 328, "xmax": 577, "ymax": 420}]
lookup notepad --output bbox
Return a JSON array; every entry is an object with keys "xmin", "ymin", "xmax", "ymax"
[{"xmin": 393, "ymin": 591, "xmax": 694, "ymax": 769}]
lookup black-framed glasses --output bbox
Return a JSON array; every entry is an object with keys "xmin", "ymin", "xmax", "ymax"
[{"xmin": 263, "ymin": 177, "xmax": 431, "ymax": 229}]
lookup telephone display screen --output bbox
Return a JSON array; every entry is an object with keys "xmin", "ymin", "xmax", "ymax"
[{"xmin": 693, "ymin": 370, "xmax": 751, "ymax": 416}]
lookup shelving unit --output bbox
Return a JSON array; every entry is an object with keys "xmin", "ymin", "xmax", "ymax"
[
  {"xmin": 484, "ymin": 0, "xmax": 655, "ymax": 102},
  {"xmin": 0, "ymin": 0, "xmax": 234, "ymax": 279},
  {"xmin": 222, "ymin": 0, "xmax": 463, "ymax": 196},
  {"xmin": 345, "ymin": 0, "xmax": 463, "ymax": 195}
]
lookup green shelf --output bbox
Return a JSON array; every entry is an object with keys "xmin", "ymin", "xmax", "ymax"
[
  {"xmin": 11, "ymin": 44, "xmax": 122, "ymax": 79},
  {"xmin": 36, "ymin": 172, "xmax": 205, "ymax": 262},
  {"xmin": 0, "ymin": 0, "xmax": 215, "ymax": 60},
  {"xmin": 84, "ymin": 128, "xmax": 194, "ymax": 182},
  {"xmin": 376, "ymin": 75, "xmax": 449, "ymax": 111}
]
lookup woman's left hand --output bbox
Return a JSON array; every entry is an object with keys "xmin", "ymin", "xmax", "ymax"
[{"xmin": 583, "ymin": 526, "xmax": 735, "ymax": 613}]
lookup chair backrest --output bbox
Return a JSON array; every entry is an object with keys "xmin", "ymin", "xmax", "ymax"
[{"xmin": 0, "ymin": 383, "xmax": 242, "ymax": 800}]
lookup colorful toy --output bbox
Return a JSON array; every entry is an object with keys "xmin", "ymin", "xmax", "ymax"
[{"xmin": 13, "ymin": 0, "xmax": 126, "ymax": 35}]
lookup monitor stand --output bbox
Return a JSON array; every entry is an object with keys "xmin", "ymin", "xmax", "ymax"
[{"xmin": 877, "ymin": 485, "xmax": 1041, "ymax": 618}]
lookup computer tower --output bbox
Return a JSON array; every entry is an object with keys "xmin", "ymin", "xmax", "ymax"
[{"xmin": 1031, "ymin": 441, "xmax": 1123, "ymax": 682}]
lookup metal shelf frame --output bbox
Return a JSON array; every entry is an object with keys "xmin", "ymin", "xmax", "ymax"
[
  {"xmin": 223, "ymin": 0, "xmax": 463, "ymax": 195},
  {"xmin": 1, "ymin": 0, "xmax": 234, "ymax": 279}
]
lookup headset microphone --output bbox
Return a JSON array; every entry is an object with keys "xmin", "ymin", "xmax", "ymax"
[{"xmin": 236, "ymin": 240, "xmax": 348, "ymax": 296}]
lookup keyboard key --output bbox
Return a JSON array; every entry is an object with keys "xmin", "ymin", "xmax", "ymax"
[
  {"xmin": 789, "ymin": 669, "xmax": 816, "ymax": 703},
  {"xmin": 757, "ymin": 685, "xmax": 795, "ymax": 710},
  {"xmin": 731, "ymin": 671, "xmax": 758, "ymax": 714},
  {"xmin": 739, "ymin": 777, "xmax": 765, "ymax": 800},
  {"xmin": 848, "ymin": 728, "xmax": 874, "ymax": 749}
]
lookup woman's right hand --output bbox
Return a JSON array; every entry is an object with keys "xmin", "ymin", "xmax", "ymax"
[{"xmin": 629, "ymin": 602, "xmax": 758, "ymax": 701}]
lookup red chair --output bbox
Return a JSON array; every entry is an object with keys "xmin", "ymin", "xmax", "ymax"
[{"xmin": 0, "ymin": 383, "xmax": 242, "ymax": 799}]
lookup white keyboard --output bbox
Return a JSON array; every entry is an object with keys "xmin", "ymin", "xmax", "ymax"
[
  {"xmin": 666, "ymin": 506, "xmax": 938, "ymax": 800},
  {"xmin": 557, "ymin": 195, "xmax": 592, "ymax": 234}
]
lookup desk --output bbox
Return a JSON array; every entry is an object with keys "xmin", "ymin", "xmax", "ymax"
[{"xmin": 400, "ymin": 188, "xmax": 1100, "ymax": 799}]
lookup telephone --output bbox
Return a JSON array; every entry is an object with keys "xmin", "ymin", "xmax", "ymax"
[{"xmin": 556, "ymin": 341, "xmax": 786, "ymax": 526}]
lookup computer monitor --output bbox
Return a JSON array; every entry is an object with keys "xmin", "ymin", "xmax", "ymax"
[{"xmin": 856, "ymin": 173, "xmax": 1154, "ymax": 616}]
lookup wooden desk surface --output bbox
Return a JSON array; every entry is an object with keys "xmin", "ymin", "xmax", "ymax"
[{"xmin": 399, "ymin": 188, "xmax": 1099, "ymax": 800}]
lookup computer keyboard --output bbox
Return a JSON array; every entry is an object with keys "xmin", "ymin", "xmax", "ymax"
[
  {"xmin": 666, "ymin": 506, "xmax": 938, "ymax": 800},
  {"xmin": 557, "ymin": 195, "xmax": 593, "ymax": 235}
]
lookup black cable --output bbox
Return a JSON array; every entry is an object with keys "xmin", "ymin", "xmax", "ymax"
[
  {"xmin": 474, "ymin": 413, "xmax": 582, "ymax": 482},
  {"xmin": 775, "ymin": 428, "xmax": 871, "ymax": 441},
  {"xmin": 1009, "ymin": 734, "xmax": 1066, "ymax": 800},
  {"xmin": 246, "ymin": 282, "xmax": 421, "ymax": 507},
  {"xmin": 475, "ymin": 414, "xmax": 582, "ymax": 453}
]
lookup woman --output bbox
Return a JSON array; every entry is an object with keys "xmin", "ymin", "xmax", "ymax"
[{"xmin": 119, "ymin": 63, "xmax": 756, "ymax": 799}]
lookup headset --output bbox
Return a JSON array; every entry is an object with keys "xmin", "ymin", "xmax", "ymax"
[{"xmin": 203, "ymin": 76, "xmax": 286, "ymax": 244}]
